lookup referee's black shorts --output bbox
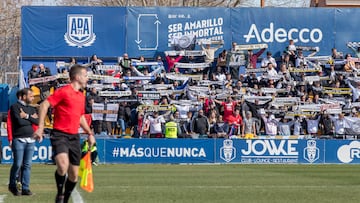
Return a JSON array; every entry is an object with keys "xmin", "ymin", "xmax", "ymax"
[{"xmin": 50, "ymin": 129, "xmax": 81, "ymax": 166}]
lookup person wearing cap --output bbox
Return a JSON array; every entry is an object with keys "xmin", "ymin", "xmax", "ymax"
[{"xmin": 261, "ymin": 51, "xmax": 277, "ymax": 68}]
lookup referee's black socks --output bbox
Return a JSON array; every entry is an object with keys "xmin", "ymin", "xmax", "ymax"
[
  {"xmin": 63, "ymin": 179, "xmax": 77, "ymax": 203},
  {"xmin": 55, "ymin": 171, "xmax": 66, "ymax": 195}
]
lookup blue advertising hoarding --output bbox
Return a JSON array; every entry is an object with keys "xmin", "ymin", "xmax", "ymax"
[
  {"xmin": 1, "ymin": 138, "xmax": 53, "ymax": 164},
  {"xmin": 231, "ymin": 8, "xmax": 335, "ymax": 57},
  {"xmin": 1, "ymin": 137, "xmax": 359, "ymax": 164},
  {"xmin": 103, "ymin": 138, "xmax": 214, "ymax": 163},
  {"xmin": 21, "ymin": 6, "xmax": 126, "ymax": 57},
  {"xmin": 334, "ymin": 9, "xmax": 360, "ymax": 55},
  {"xmin": 325, "ymin": 140, "xmax": 360, "ymax": 164},
  {"xmin": 127, "ymin": 7, "xmax": 231, "ymax": 58},
  {"xmin": 21, "ymin": 7, "xmax": 360, "ymax": 59},
  {"xmin": 215, "ymin": 139, "xmax": 325, "ymax": 164}
]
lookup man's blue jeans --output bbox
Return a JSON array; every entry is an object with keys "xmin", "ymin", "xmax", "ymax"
[
  {"xmin": 9, "ymin": 138, "xmax": 35, "ymax": 190},
  {"xmin": 117, "ymin": 119, "xmax": 126, "ymax": 134}
]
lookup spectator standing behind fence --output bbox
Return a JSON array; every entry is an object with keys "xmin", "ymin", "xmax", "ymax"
[
  {"xmin": 37, "ymin": 64, "xmax": 52, "ymax": 101},
  {"xmin": 87, "ymin": 87, "xmax": 104, "ymax": 134},
  {"xmin": 261, "ymin": 113, "xmax": 278, "ymax": 136},
  {"xmin": 227, "ymin": 108, "xmax": 243, "ymax": 137},
  {"xmin": 213, "ymin": 96, "xmax": 241, "ymax": 123},
  {"xmin": 8, "ymin": 88, "xmax": 39, "ymax": 196},
  {"xmin": 320, "ymin": 113, "xmax": 335, "ymax": 137},
  {"xmin": 216, "ymin": 50, "xmax": 228, "ymax": 73},
  {"xmin": 276, "ymin": 117, "xmax": 295, "ymax": 136},
  {"xmin": 200, "ymin": 42, "xmax": 222, "ymax": 65},
  {"xmin": 242, "ymin": 111, "xmax": 257, "ymax": 139},
  {"xmin": 305, "ymin": 113, "xmax": 321, "ymax": 137},
  {"xmin": 90, "ymin": 54, "xmax": 103, "ymax": 75},
  {"xmin": 115, "ymin": 101, "xmax": 129, "ymax": 137},
  {"xmin": 27, "ymin": 64, "xmax": 39, "ymax": 83},
  {"xmin": 119, "ymin": 53, "xmax": 131, "ymax": 73},
  {"xmin": 329, "ymin": 113, "xmax": 346, "ymax": 138},
  {"xmin": 261, "ymin": 51, "xmax": 277, "ymax": 68},
  {"xmin": 191, "ymin": 109, "xmax": 210, "ymax": 139},
  {"xmin": 247, "ymin": 47, "xmax": 266, "ymax": 69},
  {"xmin": 346, "ymin": 79, "xmax": 360, "ymax": 102},
  {"xmin": 148, "ymin": 111, "xmax": 165, "ymax": 138},
  {"xmin": 165, "ymin": 52, "xmax": 183, "ymax": 73},
  {"xmin": 134, "ymin": 111, "xmax": 149, "ymax": 138},
  {"xmin": 165, "ymin": 117, "xmax": 178, "ymax": 139}
]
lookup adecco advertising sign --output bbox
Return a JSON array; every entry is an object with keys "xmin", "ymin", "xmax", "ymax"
[{"xmin": 231, "ymin": 8, "xmax": 335, "ymax": 56}]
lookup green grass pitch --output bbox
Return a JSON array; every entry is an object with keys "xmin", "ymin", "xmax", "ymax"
[{"xmin": 0, "ymin": 164, "xmax": 360, "ymax": 203}]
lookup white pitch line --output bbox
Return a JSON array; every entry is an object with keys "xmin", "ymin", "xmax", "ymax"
[
  {"xmin": 0, "ymin": 195, "xmax": 7, "ymax": 203},
  {"xmin": 109, "ymin": 185, "xmax": 360, "ymax": 189},
  {"xmin": 72, "ymin": 188, "xmax": 84, "ymax": 203}
]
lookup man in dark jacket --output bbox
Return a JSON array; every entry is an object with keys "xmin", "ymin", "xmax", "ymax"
[
  {"xmin": 27, "ymin": 64, "xmax": 39, "ymax": 84},
  {"xmin": 191, "ymin": 109, "xmax": 210, "ymax": 138},
  {"xmin": 8, "ymin": 88, "xmax": 39, "ymax": 196}
]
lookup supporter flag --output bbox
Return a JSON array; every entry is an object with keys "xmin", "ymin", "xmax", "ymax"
[
  {"xmin": 171, "ymin": 34, "xmax": 196, "ymax": 50},
  {"xmin": 19, "ymin": 68, "xmax": 27, "ymax": 89},
  {"xmin": 79, "ymin": 151, "xmax": 94, "ymax": 192}
]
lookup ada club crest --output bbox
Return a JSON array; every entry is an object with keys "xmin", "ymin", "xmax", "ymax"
[
  {"xmin": 220, "ymin": 139, "xmax": 236, "ymax": 162},
  {"xmin": 64, "ymin": 14, "xmax": 96, "ymax": 48},
  {"xmin": 304, "ymin": 140, "xmax": 319, "ymax": 163}
]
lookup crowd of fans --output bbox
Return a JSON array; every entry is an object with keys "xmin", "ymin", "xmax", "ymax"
[{"xmin": 27, "ymin": 40, "xmax": 360, "ymax": 139}]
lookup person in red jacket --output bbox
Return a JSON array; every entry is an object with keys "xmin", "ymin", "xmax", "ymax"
[
  {"xmin": 227, "ymin": 108, "xmax": 243, "ymax": 136},
  {"xmin": 165, "ymin": 52, "xmax": 183, "ymax": 73},
  {"xmin": 214, "ymin": 96, "xmax": 241, "ymax": 123}
]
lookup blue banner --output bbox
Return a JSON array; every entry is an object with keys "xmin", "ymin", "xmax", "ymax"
[
  {"xmin": 334, "ymin": 9, "xmax": 360, "ymax": 55},
  {"xmin": 231, "ymin": 8, "xmax": 335, "ymax": 57},
  {"xmin": 215, "ymin": 139, "xmax": 325, "ymax": 164},
  {"xmin": 21, "ymin": 7, "xmax": 360, "ymax": 59},
  {"xmin": 21, "ymin": 6, "xmax": 126, "ymax": 57},
  {"xmin": 1, "ymin": 137, "xmax": 360, "ymax": 164},
  {"xmin": 127, "ymin": 7, "xmax": 231, "ymax": 58},
  {"xmin": 1, "ymin": 137, "xmax": 53, "ymax": 164},
  {"xmin": 104, "ymin": 139, "xmax": 214, "ymax": 163},
  {"xmin": 324, "ymin": 140, "xmax": 360, "ymax": 164}
]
